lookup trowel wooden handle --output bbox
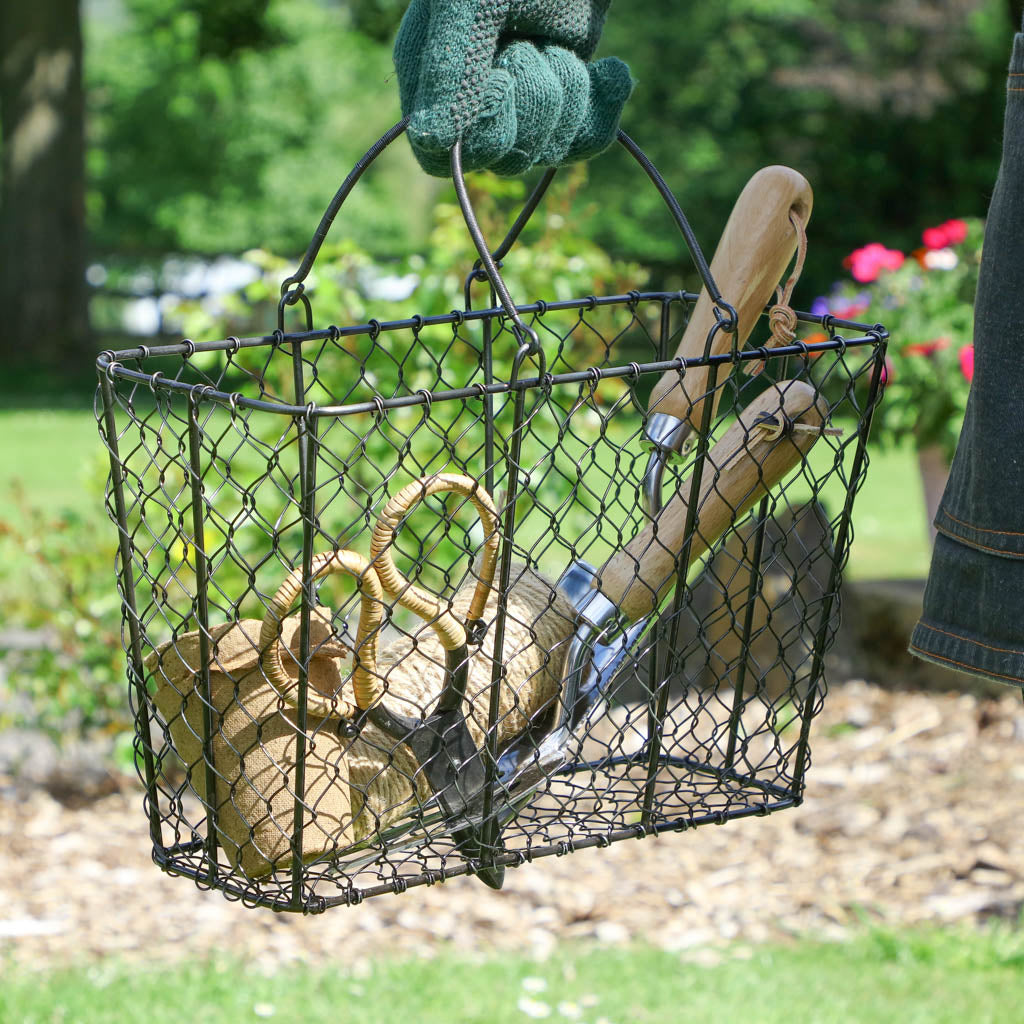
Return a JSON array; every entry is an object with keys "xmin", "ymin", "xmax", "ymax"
[
  {"xmin": 604, "ymin": 380, "xmax": 827, "ymax": 622},
  {"xmin": 648, "ymin": 166, "xmax": 813, "ymax": 429}
]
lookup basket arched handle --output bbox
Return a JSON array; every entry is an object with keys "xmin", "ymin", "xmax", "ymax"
[
  {"xmin": 369, "ymin": 473, "xmax": 501, "ymax": 650},
  {"xmin": 451, "ymin": 139, "xmax": 541, "ymax": 361},
  {"xmin": 259, "ymin": 550, "xmax": 384, "ymax": 714},
  {"xmin": 278, "ymin": 122, "xmax": 733, "ymax": 376}
]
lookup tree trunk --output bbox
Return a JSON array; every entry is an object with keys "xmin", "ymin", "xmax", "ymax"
[{"xmin": 0, "ymin": 0, "xmax": 91, "ymax": 373}]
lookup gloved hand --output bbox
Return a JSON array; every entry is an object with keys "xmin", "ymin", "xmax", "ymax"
[{"xmin": 393, "ymin": 0, "xmax": 633, "ymax": 177}]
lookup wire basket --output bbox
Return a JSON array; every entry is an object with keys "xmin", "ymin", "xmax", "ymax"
[{"xmin": 96, "ymin": 123, "xmax": 887, "ymax": 912}]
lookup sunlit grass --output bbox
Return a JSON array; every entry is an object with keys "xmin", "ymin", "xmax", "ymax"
[
  {"xmin": 0, "ymin": 408, "xmax": 108, "ymax": 519},
  {"xmin": 805, "ymin": 432, "xmax": 931, "ymax": 581},
  {"xmin": 0, "ymin": 407, "xmax": 931, "ymax": 580},
  {"xmin": 3, "ymin": 929, "xmax": 1023, "ymax": 1024}
]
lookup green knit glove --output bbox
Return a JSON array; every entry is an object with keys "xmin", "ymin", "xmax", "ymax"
[{"xmin": 393, "ymin": 0, "xmax": 633, "ymax": 177}]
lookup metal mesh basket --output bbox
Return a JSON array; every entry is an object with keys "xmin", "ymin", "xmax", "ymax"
[{"xmin": 96, "ymin": 124, "xmax": 887, "ymax": 912}]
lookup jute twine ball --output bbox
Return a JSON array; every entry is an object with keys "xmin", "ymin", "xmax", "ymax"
[{"xmin": 345, "ymin": 563, "xmax": 576, "ymax": 843}]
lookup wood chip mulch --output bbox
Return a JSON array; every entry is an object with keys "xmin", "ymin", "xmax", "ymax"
[{"xmin": 2, "ymin": 680, "xmax": 1022, "ymax": 972}]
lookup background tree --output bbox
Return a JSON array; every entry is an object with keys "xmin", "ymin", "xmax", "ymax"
[
  {"xmin": 596, "ymin": 0, "xmax": 1014, "ymax": 294},
  {"xmin": 339, "ymin": 0, "xmax": 1017, "ymax": 296},
  {"xmin": 0, "ymin": 0, "xmax": 89, "ymax": 372},
  {"xmin": 86, "ymin": 0, "xmax": 423, "ymax": 261}
]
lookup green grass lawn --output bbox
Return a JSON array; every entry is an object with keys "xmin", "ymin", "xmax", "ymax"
[
  {"xmin": 0, "ymin": 405, "xmax": 931, "ymax": 579},
  {"xmin": 0, "ymin": 407, "xmax": 107, "ymax": 519},
  {"xmin": 3, "ymin": 929, "xmax": 1022, "ymax": 1024},
  {"xmin": 812, "ymin": 430, "xmax": 932, "ymax": 580}
]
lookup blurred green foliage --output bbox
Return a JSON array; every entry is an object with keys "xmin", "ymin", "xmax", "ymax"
[
  {"xmin": 174, "ymin": 166, "xmax": 649, "ymax": 346},
  {"xmin": 596, "ymin": 0, "xmax": 1011, "ymax": 294},
  {"xmin": 84, "ymin": 0, "xmax": 1015, "ymax": 305},
  {"xmin": 0, "ymin": 486, "xmax": 126, "ymax": 736},
  {"xmin": 86, "ymin": 0, "xmax": 430, "ymax": 257}
]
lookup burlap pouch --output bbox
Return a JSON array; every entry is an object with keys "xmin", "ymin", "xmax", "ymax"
[
  {"xmin": 145, "ymin": 474, "xmax": 578, "ymax": 878},
  {"xmin": 146, "ymin": 607, "xmax": 355, "ymax": 878}
]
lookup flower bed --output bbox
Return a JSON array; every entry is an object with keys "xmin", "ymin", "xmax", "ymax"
[{"xmin": 812, "ymin": 218, "xmax": 980, "ymax": 464}]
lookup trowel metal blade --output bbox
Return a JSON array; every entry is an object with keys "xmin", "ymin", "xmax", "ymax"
[
  {"xmin": 566, "ymin": 617, "xmax": 649, "ymax": 729},
  {"xmin": 341, "ymin": 568, "xmax": 652, "ymax": 866},
  {"xmin": 455, "ymin": 615, "xmax": 651, "ymax": 819}
]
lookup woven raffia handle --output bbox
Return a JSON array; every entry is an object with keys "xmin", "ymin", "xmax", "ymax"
[
  {"xmin": 259, "ymin": 550, "xmax": 383, "ymax": 714},
  {"xmin": 647, "ymin": 166, "xmax": 813, "ymax": 429},
  {"xmin": 369, "ymin": 473, "xmax": 501, "ymax": 650},
  {"xmin": 259, "ymin": 475, "xmax": 500, "ymax": 715}
]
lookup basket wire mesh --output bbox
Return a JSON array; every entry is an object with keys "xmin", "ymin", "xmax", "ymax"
[{"xmin": 96, "ymin": 123, "xmax": 887, "ymax": 912}]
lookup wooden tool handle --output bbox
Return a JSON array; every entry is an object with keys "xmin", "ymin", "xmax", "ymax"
[
  {"xmin": 648, "ymin": 166, "xmax": 813, "ymax": 428},
  {"xmin": 604, "ymin": 380, "xmax": 827, "ymax": 622}
]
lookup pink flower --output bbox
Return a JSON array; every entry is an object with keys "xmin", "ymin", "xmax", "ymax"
[
  {"xmin": 905, "ymin": 337, "xmax": 951, "ymax": 357},
  {"xmin": 922, "ymin": 218, "xmax": 969, "ymax": 250},
  {"xmin": 844, "ymin": 243, "xmax": 905, "ymax": 283},
  {"xmin": 880, "ymin": 357, "xmax": 894, "ymax": 386},
  {"xmin": 959, "ymin": 345, "xmax": 975, "ymax": 382}
]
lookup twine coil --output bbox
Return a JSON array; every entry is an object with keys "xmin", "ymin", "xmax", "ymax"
[
  {"xmin": 344, "ymin": 564, "xmax": 575, "ymax": 845},
  {"xmin": 768, "ymin": 209, "xmax": 808, "ymax": 347}
]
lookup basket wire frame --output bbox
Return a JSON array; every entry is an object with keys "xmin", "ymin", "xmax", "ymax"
[{"xmin": 96, "ymin": 124, "xmax": 888, "ymax": 912}]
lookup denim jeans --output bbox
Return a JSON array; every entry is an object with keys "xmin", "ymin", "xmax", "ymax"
[{"xmin": 909, "ymin": 31, "xmax": 1024, "ymax": 688}]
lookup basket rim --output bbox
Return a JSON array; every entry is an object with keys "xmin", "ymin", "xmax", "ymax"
[{"xmin": 95, "ymin": 288, "xmax": 887, "ymax": 419}]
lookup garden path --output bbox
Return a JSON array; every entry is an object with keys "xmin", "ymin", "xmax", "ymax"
[{"xmin": 2, "ymin": 681, "xmax": 1022, "ymax": 971}]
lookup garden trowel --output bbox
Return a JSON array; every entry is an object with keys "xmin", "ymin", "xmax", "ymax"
[{"xmin": 493, "ymin": 377, "xmax": 830, "ymax": 802}]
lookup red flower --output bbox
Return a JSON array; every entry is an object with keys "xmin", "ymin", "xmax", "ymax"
[
  {"xmin": 844, "ymin": 243, "xmax": 905, "ymax": 283},
  {"xmin": 922, "ymin": 218, "xmax": 968, "ymax": 250},
  {"xmin": 959, "ymin": 345, "xmax": 975, "ymax": 382},
  {"xmin": 942, "ymin": 219, "xmax": 968, "ymax": 245},
  {"xmin": 905, "ymin": 337, "xmax": 951, "ymax": 357},
  {"xmin": 802, "ymin": 331, "xmax": 829, "ymax": 358}
]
